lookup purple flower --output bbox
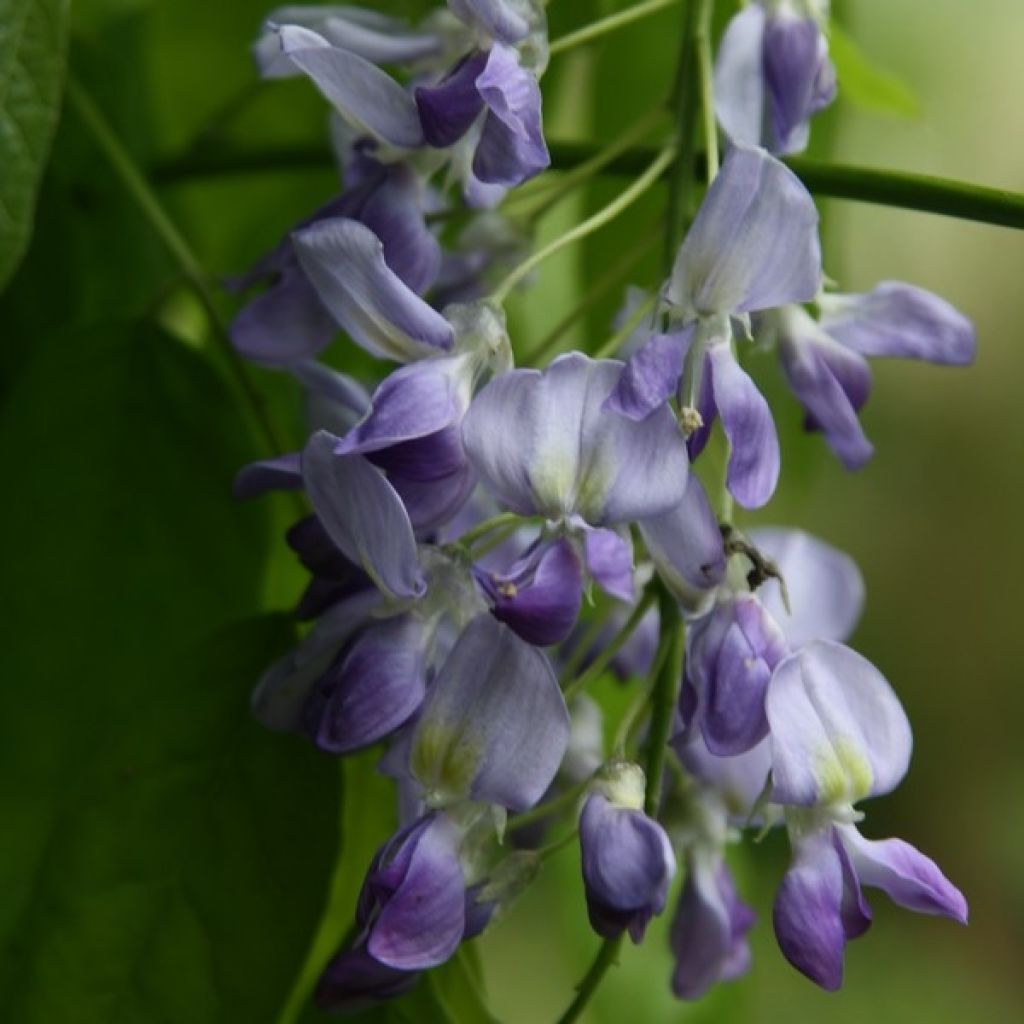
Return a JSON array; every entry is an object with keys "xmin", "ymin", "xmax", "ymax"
[
  {"xmin": 766, "ymin": 640, "xmax": 966, "ymax": 988},
  {"xmin": 714, "ymin": 1, "xmax": 836, "ymax": 156},
  {"xmin": 448, "ymin": 0, "xmax": 542, "ymax": 47},
  {"xmin": 608, "ymin": 145, "xmax": 821, "ymax": 508},
  {"xmin": 579, "ymin": 764, "xmax": 677, "ymax": 943},
  {"xmin": 770, "ymin": 283, "xmax": 976, "ymax": 468}
]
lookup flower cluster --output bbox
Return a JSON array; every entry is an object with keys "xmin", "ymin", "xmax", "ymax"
[{"xmin": 232, "ymin": 0, "xmax": 972, "ymax": 1013}]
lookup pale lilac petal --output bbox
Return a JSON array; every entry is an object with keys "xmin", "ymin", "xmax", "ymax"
[
  {"xmin": 462, "ymin": 353, "xmax": 690, "ymax": 525},
  {"xmin": 821, "ymin": 282, "xmax": 977, "ymax": 365},
  {"xmin": 367, "ymin": 814, "xmax": 466, "ymax": 969},
  {"xmin": 473, "ymin": 44, "xmax": 550, "ymax": 186},
  {"xmin": 747, "ymin": 528, "xmax": 865, "ymax": 647},
  {"xmin": 293, "ymin": 218, "xmax": 454, "ymax": 362},
  {"xmin": 668, "ymin": 145, "xmax": 821, "ymax": 316},
  {"xmin": 320, "ymin": 13, "xmax": 443, "ymax": 66},
  {"xmin": 480, "ymin": 537, "xmax": 584, "ymax": 646},
  {"xmin": 773, "ymin": 829, "xmax": 847, "ymax": 991},
  {"xmin": 415, "ymin": 51, "xmax": 488, "ymax": 147},
  {"xmin": 278, "ymin": 26, "xmax": 424, "ymax": 149},
  {"xmin": 674, "ymin": 733, "xmax": 772, "ymax": 819},
  {"xmin": 708, "ymin": 344, "xmax": 780, "ymax": 508},
  {"xmin": 393, "ymin": 464, "xmax": 477, "ymax": 533},
  {"xmin": 838, "ymin": 825, "xmax": 968, "ymax": 924},
  {"xmin": 303, "ymin": 430, "xmax": 425, "ymax": 600},
  {"xmin": 448, "ymin": 0, "xmax": 532, "ymax": 44},
  {"xmin": 713, "ymin": 5, "xmax": 766, "ymax": 148},
  {"xmin": 583, "ymin": 527, "xmax": 635, "ymax": 602},
  {"xmin": 671, "ymin": 855, "xmax": 755, "ymax": 999},
  {"xmin": 605, "ymin": 327, "xmax": 693, "ymax": 421},
  {"xmin": 581, "ymin": 794, "xmax": 676, "ymax": 943},
  {"xmin": 410, "ymin": 614, "xmax": 569, "ymax": 811},
  {"xmin": 232, "ymin": 452, "xmax": 302, "ymax": 499},
  {"xmin": 312, "ymin": 616, "xmax": 427, "ymax": 753},
  {"xmin": 638, "ymin": 475, "xmax": 725, "ymax": 612},
  {"xmin": 292, "ymin": 360, "xmax": 371, "ymax": 417},
  {"xmin": 766, "ymin": 640, "xmax": 913, "ymax": 807}
]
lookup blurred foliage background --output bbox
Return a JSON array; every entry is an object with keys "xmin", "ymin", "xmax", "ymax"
[{"xmin": 1, "ymin": 0, "xmax": 1021, "ymax": 1022}]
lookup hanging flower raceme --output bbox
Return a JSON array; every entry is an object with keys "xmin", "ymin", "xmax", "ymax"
[
  {"xmin": 608, "ymin": 144, "xmax": 822, "ymax": 508},
  {"xmin": 761, "ymin": 282, "xmax": 977, "ymax": 468},
  {"xmin": 714, "ymin": 0, "xmax": 836, "ymax": 155}
]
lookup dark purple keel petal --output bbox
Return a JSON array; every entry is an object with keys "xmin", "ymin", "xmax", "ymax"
[
  {"xmin": 415, "ymin": 51, "xmax": 489, "ymax": 147},
  {"xmin": 708, "ymin": 343, "xmax": 780, "ymax": 508},
  {"xmin": 232, "ymin": 452, "xmax": 302, "ymax": 500},
  {"xmin": 312, "ymin": 616, "xmax": 427, "ymax": 754},
  {"xmin": 605, "ymin": 328, "xmax": 692, "ymax": 421},
  {"xmin": 580, "ymin": 794, "xmax": 676, "ymax": 943},
  {"xmin": 482, "ymin": 537, "xmax": 584, "ymax": 646},
  {"xmin": 411, "ymin": 614, "xmax": 569, "ymax": 811},
  {"xmin": 392, "ymin": 463, "xmax": 477, "ymax": 534},
  {"xmin": 314, "ymin": 941, "xmax": 420, "ymax": 1014}
]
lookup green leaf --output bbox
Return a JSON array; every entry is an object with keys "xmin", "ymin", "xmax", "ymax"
[
  {"xmin": 0, "ymin": 0, "xmax": 71, "ymax": 292},
  {"xmin": 829, "ymin": 21, "xmax": 922, "ymax": 119},
  {"xmin": 0, "ymin": 321, "xmax": 338, "ymax": 1023}
]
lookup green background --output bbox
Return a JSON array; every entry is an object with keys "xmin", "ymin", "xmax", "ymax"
[{"xmin": 1, "ymin": 1, "xmax": 1021, "ymax": 1021}]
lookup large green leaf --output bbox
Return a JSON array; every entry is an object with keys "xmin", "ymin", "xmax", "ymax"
[
  {"xmin": 829, "ymin": 21, "xmax": 922, "ymax": 119},
  {"xmin": 0, "ymin": 0, "xmax": 70, "ymax": 292},
  {"xmin": 0, "ymin": 321, "xmax": 339, "ymax": 1022}
]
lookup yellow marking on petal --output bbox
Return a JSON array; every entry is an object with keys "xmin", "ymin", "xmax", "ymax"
[
  {"xmin": 815, "ymin": 736, "xmax": 873, "ymax": 805},
  {"xmin": 412, "ymin": 721, "xmax": 483, "ymax": 803}
]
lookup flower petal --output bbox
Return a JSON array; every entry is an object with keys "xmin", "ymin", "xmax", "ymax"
[
  {"xmin": 232, "ymin": 452, "xmax": 302, "ymax": 500},
  {"xmin": 668, "ymin": 145, "xmax": 821, "ymax": 317},
  {"xmin": 712, "ymin": 5, "xmax": 766, "ymax": 149},
  {"xmin": 837, "ymin": 825, "xmax": 968, "ymax": 924},
  {"xmin": 766, "ymin": 640, "xmax": 912, "ymax": 807},
  {"xmin": 448, "ymin": 0, "xmax": 532, "ymax": 44},
  {"xmin": 410, "ymin": 614, "xmax": 569, "ymax": 811},
  {"xmin": 821, "ymin": 282, "xmax": 977, "ymax": 365},
  {"xmin": 747, "ymin": 528, "xmax": 865, "ymax": 648},
  {"xmin": 303, "ymin": 430, "xmax": 426, "ymax": 600},
  {"xmin": 278, "ymin": 26, "xmax": 424, "ymax": 149},
  {"xmin": 605, "ymin": 328, "xmax": 693, "ymax": 421},
  {"xmin": 582, "ymin": 527, "xmax": 635, "ymax": 602},
  {"xmin": 293, "ymin": 218, "xmax": 454, "ymax": 362},
  {"xmin": 415, "ymin": 51, "xmax": 489, "ymax": 148},
  {"xmin": 708, "ymin": 343, "xmax": 780, "ymax": 508}
]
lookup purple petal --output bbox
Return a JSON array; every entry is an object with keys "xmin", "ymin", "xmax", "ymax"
[
  {"xmin": 481, "ymin": 537, "xmax": 584, "ymax": 646},
  {"xmin": 674, "ymin": 733, "xmax": 772, "ymax": 819},
  {"xmin": 448, "ymin": 0, "xmax": 532, "ymax": 44},
  {"xmin": 391, "ymin": 464, "xmax": 477, "ymax": 533},
  {"xmin": 415, "ymin": 51, "xmax": 488, "ymax": 148},
  {"xmin": 766, "ymin": 640, "xmax": 913, "ymax": 807},
  {"xmin": 686, "ymin": 350, "xmax": 717, "ymax": 461},
  {"xmin": 671, "ymin": 855, "xmax": 755, "ymax": 999},
  {"xmin": 319, "ymin": 13, "xmax": 443, "ymax": 66},
  {"xmin": 230, "ymin": 266, "xmax": 338, "ymax": 365},
  {"xmin": 708, "ymin": 344, "xmax": 780, "ymax": 508},
  {"xmin": 713, "ymin": 5, "xmax": 767, "ymax": 149},
  {"xmin": 837, "ymin": 825, "xmax": 968, "ymax": 924},
  {"xmin": 232, "ymin": 452, "xmax": 302, "ymax": 500},
  {"xmin": 605, "ymin": 328, "xmax": 693, "ymax": 421},
  {"xmin": 472, "ymin": 45, "xmax": 550, "ymax": 187},
  {"xmin": 638, "ymin": 475, "xmax": 725, "ymax": 612},
  {"xmin": 368, "ymin": 814, "xmax": 466, "ymax": 969},
  {"xmin": 303, "ymin": 430, "xmax": 425, "ymax": 600},
  {"xmin": 314, "ymin": 941, "xmax": 419, "ymax": 1014},
  {"xmin": 312, "ymin": 616, "xmax": 427, "ymax": 753},
  {"xmin": 292, "ymin": 360, "xmax": 371, "ymax": 418},
  {"xmin": 747, "ymin": 528, "xmax": 865, "ymax": 647},
  {"xmin": 410, "ymin": 614, "xmax": 569, "ymax": 811},
  {"xmin": 462, "ymin": 353, "xmax": 690, "ymax": 525},
  {"xmin": 668, "ymin": 145, "xmax": 821, "ymax": 316},
  {"xmin": 583, "ymin": 527, "xmax": 635, "ymax": 602},
  {"xmin": 773, "ymin": 828, "xmax": 847, "ymax": 990},
  {"xmin": 293, "ymin": 218, "xmax": 454, "ymax": 362},
  {"xmin": 580, "ymin": 794, "xmax": 676, "ymax": 943},
  {"xmin": 778, "ymin": 307, "xmax": 875, "ymax": 469},
  {"xmin": 763, "ymin": 15, "xmax": 833, "ymax": 155},
  {"xmin": 821, "ymin": 282, "xmax": 977, "ymax": 365},
  {"xmin": 278, "ymin": 26, "xmax": 424, "ymax": 149}
]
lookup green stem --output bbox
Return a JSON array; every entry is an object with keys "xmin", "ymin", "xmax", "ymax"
[
  {"xmin": 556, "ymin": 937, "xmax": 624, "ymax": 1024},
  {"xmin": 535, "ymin": 827, "xmax": 580, "ymax": 861},
  {"xmin": 696, "ymin": 0, "xmax": 719, "ymax": 181},
  {"xmin": 507, "ymin": 778, "xmax": 589, "ymax": 833},
  {"xmin": 150, "ymin": 141, "xmax": 1024, "ymax": 230},
  {"xmin": 525, "ymin": 230, "xmax": 661, "ymax": 366},
  {"xmin": 611, "ymin": 632, "xmax": 673, "ymax": 756},
  {"xmin": 548, "ymin": 0, "xmax": 684, "ymax": 57},
  {"xmin": 592, "ymin": 290, "xmax": 659, "ymax": 360},
  {"xmin": 455, "ymin": 511, "xmax": 530, "ymax": 551},
  {"xmin": 526, "ymin": 108, "xmax": 667, "ymax": 224},
  {"xmin": 643, "ymin": 585, "xmax": 685, "ymax": 818},
  {"xmin": 559, "ymin": 602, "xmax": 616, "ymax": 682},
  {"xmin": 563, "ymin": 586, "xmax": 658, "ymax": 701},
  {"xmin": 66, "ymin": 75, "xmax": 288, "ymax": 456},
  {"xmin": 490, "ymin": 146, "xmax": 677, "ymax": 304}
]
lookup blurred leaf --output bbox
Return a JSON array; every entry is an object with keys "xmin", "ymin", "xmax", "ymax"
[
  {"xmin": 829, "ymin": 21, "xmax": 922, "ymax": 119},
  {"xmin": 0, "ymin": 0, "xmax": 70, "ymax": 292},
  {"xmin": 0, "ymin": 321, "xmax": 338, "ymax": 1022}
]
